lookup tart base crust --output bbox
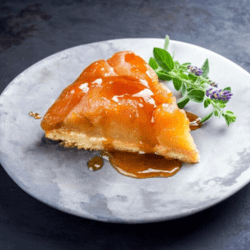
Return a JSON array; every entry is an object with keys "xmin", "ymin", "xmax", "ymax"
[{"xmin": 45, "ymin": 128, "xmax": 199, "ymax": 163}]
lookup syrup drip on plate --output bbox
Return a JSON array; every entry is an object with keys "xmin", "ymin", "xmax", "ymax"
[
  {"xmin": 87, "ymin": 151, "xmax": 182, "ymax": 178},
  {"xmin": 101, "ymin": 151, "xmax": 181, "ymax": 179},
  {"xmin": 87, "ymin": 156, "xmax": 104, "ymax": 171},
  {"xmin": 86, "ymin": 111, "xmax": 201, "ymax": 178},
  {"xmin": 185, "ymin": 111, "xmax": 203, "ymax": 131}
]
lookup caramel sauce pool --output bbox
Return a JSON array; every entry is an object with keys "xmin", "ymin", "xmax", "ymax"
[
  {"xmin": 101, "ymin": 151, "xmax": 181, "ymax": 178},
  {"xmin": 87, "ymin": 111, "xmax": 201, "ymax": 178}
]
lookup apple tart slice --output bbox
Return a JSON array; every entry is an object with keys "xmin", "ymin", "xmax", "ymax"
[{"xmin": 41, "ymin": 51, "xmax": 199, "ymax": 163}]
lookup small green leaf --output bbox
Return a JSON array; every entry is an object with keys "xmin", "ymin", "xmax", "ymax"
[
  {"xmin": 179, "ymin": 62, "xmax": 191, "ymax": 71},
  {"xmin": 224, "ymin": 118, "xmax": 230, "ymax": 126},
  {"xmin": 156, "ymin": 69, "xmax": 172, "ymax": 81},
  {"xmin": 181, "ymin": 83, "xmax": 187, "ymax": 95},
  {"xmin": 223, "ymin": 87, "xmax": 231, "ymax": 92},
  {"xmin": 149, "ymin": 57, "xmax": 159, "ymax": 70},
  {"xmin": 194, "ymin": 78, "xmax": 202, "ymax": 85},
  {"xmin": 181, "ymin": 62, "xmax": 191, "ymax": 67},
  {"xmin": 224, "ymin": 111, "xmax": 235, "ymax": 116},
  {"xmin": 153, "ymin": 48, "xmax": 174, "ymax": 72},
  {"xmin": 200, "ymin": 111, "xmax": 214, "ymax": 123},
  {"xmin": 188, "ymin": 73, "xmax": 198, "ymax": 82},
  {"xmin": 204, "ymin": 98, "xmax": 211, "ymax": 108},
  {"xmin": 187, "ymin": 86, "xmax": 194, "ymax": 92},
  {"xmin": 214, "ymin": 110, "xmax": 219, "ymax": 117},
  {"xmin": 178, "ymin": 71, "xmax": 190, "ymax": 80},
  {"xmin": 187, "ymin": 89, "xmax": 205, "ymax": 103},
  {"xmin": 218, "ymin": 102, "xmax": 226, "ymax": 108},
  {"xmin": 222, "ymin": 111, "xmax": 236, "ymax": 126},
  {"xmin": 173, "ymin": 78, "xmax": 182, "ymax": 91},
  {"xmin": 201, "ymin": 59, "xmax": 209, "ymax": 78},
  {"xmin": 177, "ymin": 96, "xmax": 190, "ymax": 109},
  {"xmin": 164, "ymin": 35, "xmax": 170, "ymax": 50},
  {"xmin": 174, "ymin": 61, "xmax": 180, "ymax": 69}
]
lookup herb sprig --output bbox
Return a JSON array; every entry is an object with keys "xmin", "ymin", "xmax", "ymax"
[{"xmin": 149, "ymin": 35, "xmax": 236, "ymax": 126}]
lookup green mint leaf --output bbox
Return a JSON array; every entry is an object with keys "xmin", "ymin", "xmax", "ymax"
[
  {"xmin": 200, "ymin": 111, "xmax": 214, "ymax": 123},
  {"xmin": 156, "ymin": 69, "xmax": 172, "ymax": 81},
  {"xmin": 222, "ymin": 111, "xmax": 236, "ymax": 126},
  {"xmin": 201, "ymin": 59, "xmax": 209, "ymax": 78},
  {"xmin": 177, "ymin": 96, "xmax": 190, "ymax": 109},
  {"xmin": 174, "ymin": 61, "xmax": 180, "ymax": 69},
  {"xmin": 149, "ymin": 57, "xmax": 159, "ymax": 70},
  {"xmin": 218, "ymin": 102, "xmax": 226, "ymax": 108},
  {"xmin": 187, "ymin": 86, "xmax": 195, "ymax": 92},
  {"xmin": 181, "ymin": 62, "xmax": 191, "ymax": 67},
  {"xmin": 173, "ymin": 78, "xmax": 182, "ymax": 91},
  {"xmin": 223, "ymin": 87, "xmax": 231, "ymax": 92},
  {"xmin": 187, "ymin": 89, "xmax": 205, "ymax": 103},
  {"xmin": 204, "ymin": 98, "xmax": 211, "ymax": 108},
  {"xmin": 181, "ymin": 83, "xmax": 187, "ymax": 95},
  {"xmin": 164, "ymin": 35, "xmax": 170, "ymax": 50},
  {"xmin": 179, "ymin": 63, "xmax": 191, "ymax": 71},
  {"xmin": 149, "ymin": 57, "xmax": 172, "ymax": 80},
  {"xmin": 188, "ymin": 73, "xmax": 198, "ymax": 82},
  {"xmin": 224, "ymin": 118, "xmax": 230, "ymax": 126},
  {"xmin": 224, "ymin": 111, "xmax": 235, "ymax": 115},
  {"xmin": 215, "ymin": 99, "xmax": 229, "ymax": 106},
  {"xmin": 178, "ymin": 71, "xmax": 190, "ymax": 80},
  {"xmin": 153, "ymin": 47, "xmax": 174, "ymax": 72},
  {"xmin": 214, "ymin": 110, "xmax": 220, "ymax": 117}
]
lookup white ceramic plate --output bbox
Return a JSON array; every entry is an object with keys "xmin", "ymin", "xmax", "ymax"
[{"xmin": 0, "ymin": 38, "xmax": 250, "ymax": 223}]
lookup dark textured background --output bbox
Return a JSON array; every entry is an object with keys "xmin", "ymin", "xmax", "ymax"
[{"xmin": 1, "ymin": 0, "xmax": 250, "ymax": 249}]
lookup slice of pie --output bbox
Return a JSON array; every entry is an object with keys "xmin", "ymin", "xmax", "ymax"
[{"xmin": 41, "ymin": 51, "xmax": 199, "ymax": 163}]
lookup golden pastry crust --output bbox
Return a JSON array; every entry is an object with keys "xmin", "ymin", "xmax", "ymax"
[{"xmin": 45, "ymin": 128, "xmax": 199, "ymax": 163}]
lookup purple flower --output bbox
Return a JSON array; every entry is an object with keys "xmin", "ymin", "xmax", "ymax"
[
  {"xmin": 187, "ymin": 65, "xmax": 203, "ymax": 76},
  {"xmin": 209, "ymin": 80, "xmax": 218, "ymax": 88},
  {"xmin": 206, "ymin": 88, "xmax": 233, "ymax": 101}
]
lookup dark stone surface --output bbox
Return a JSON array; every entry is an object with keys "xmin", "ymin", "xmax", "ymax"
[{"xmin": 0, "ymin": 0, "xmax": 250, "ymax": 249}]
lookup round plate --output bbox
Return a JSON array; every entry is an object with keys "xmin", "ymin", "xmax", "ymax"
[{"xmin": 0, "ymin": 38, "xmax": 250, "ymax": 223}]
